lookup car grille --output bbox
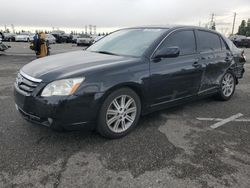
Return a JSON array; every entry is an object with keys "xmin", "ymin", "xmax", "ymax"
[{"xmin": 16, "ymin": 72, "xmax": 41, "ymax": 96}]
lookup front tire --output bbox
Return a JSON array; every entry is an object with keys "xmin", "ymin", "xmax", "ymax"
[
  {"xmin": 97, "ymin": 88, "xmax": 141, "ymax": 139},
  {"xmin": 216, "ymin": 71, "xmax": 236, "ymax": 101}
]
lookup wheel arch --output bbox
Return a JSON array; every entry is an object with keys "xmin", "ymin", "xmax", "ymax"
[
  {"xmin": 227, "ymin": 65, "xmax": 239, "ymax": 85},
  {"xmin": 100, "ymin": 82, "xmax": 147, "ymax": 114}
]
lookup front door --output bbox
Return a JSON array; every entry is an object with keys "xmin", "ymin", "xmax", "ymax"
[{"xmin": 149, "ymin": 29, "xmax": 204, "ymax": 106}]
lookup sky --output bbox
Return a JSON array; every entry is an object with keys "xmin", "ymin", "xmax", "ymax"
[{"xmin": 0, "ymin": 0, "xmax": 250, "ymax": 35}]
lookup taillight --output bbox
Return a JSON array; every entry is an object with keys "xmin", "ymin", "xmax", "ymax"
[
  {"xmin": 241, "ymin": 50, "xmax": 245, "ymax": 58},
  {"xmin": 240, "ymin": 50, "xmax": 246, "ymax": 62}
]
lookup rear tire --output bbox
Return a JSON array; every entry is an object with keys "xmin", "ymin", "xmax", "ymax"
[
  {"xmin": 97, "ymin": 88, "xmax": 141, "ymax": 139},
  {"xmin": 216, "ymin": 71, "xmax": 236, "ymax": 101}
]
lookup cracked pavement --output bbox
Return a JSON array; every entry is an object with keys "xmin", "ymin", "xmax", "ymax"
[{"xmin": 0, "ymin": 46, "xmax": 250, "ymax": 188}]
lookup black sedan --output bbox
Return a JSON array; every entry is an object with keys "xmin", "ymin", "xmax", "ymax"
[{"xmin": 14, "ymin": 26, "xmax": 246, "ymax": 138}]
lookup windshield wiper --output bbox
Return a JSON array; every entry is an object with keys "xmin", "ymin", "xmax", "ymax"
[{"xmin": 93, "ymin": 51, "xmax": 120, "ymax": 56}]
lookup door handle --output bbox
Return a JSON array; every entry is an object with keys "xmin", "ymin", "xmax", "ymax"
[{"xmin": 192, "ymin": 62, "xmax": 200, "ymax": 68}]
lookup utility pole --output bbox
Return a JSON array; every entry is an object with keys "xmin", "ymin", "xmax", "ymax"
[
  {"xmin": 232, "ymin": 12, "xmax": 237, "ymax": 35},
  {"xmin": 89, "ymin": 25, "xmax": 92, "ymax": 35},
  {"xmin": 93, "ymin": 25, "xmax": 96, "ymax": 35},
  {"xmin": 11, "ymin": 24, "xmax": 15, "ymax": 33},
  {"xmin": 210, "ymin": 13, "xmax": 215, "ymax": 29},
  {"xmin": 85, "ymin": 25, "xmax": 88, "ymax": 34}
]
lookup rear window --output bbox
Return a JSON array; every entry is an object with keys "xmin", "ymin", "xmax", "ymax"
[
  {"xmin": 225, "ymin": 38, "xmax": 241, "ymax": 53},
  {"xmin": 197, "ymin": 30, "xmax": 221, "ymax": 52}
]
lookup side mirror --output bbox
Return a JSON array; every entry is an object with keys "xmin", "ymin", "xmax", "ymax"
[{"xmin": 154, "ymin": 46, "xmax": 180, "ymax": 59}]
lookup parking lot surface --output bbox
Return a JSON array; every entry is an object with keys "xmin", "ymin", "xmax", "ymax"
[{"xmin": 0, "ymin": 45, "xmax": 250, "ymax": 188}]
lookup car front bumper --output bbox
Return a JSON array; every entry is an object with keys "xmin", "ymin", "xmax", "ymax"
[
  {"xmin": 14, "ymin": 84, "xmax": 102, "ymax": 130},
  {"xmin": 15, "ymin": 38, "xmax": 27, "ymax": 42}
]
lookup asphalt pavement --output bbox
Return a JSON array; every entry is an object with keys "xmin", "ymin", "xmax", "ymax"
[{"xmin": 0, "ymin": 44, "xmax": 250, "ymax": 188}]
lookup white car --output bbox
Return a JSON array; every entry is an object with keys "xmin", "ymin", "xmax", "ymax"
[
  {"xmin": 72, "ymin": 35, "xmax": 80, "ymax": 43},
  {"xmin": 15, "ymin": 32, "xmax": 34, "ymax": 42},
  {"xmin": 76, "ymin": 34, "xmax": 93, "ymax": 46},
  {"xmin": 46, "ymin": 34, "xmax": 56, "ymax": 44}
]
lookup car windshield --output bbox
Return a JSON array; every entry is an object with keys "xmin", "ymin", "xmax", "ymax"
[{"xmin": 87, "ymin": 28, "xmax": 167, "ymax": 57}]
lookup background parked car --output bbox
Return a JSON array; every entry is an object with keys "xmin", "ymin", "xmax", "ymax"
[
  {"xmin": 240, "ymin": 37, "xmax": 250, "ymax": 48},
  {"xmin": 2, "ymin": 33, "xmax": 16, "ymax": 42},
  {"xmin": 50, "ymin": 30, "xmax": 65, "ymax": 43},
  {"xmin": 15, "ymin": 32, "xmax": 34, "ymax": 42},
  {"xmin": 71, "ymin": 35, "xmax": 80, "ymax": 43},
  {"xmin": 229, "ymin": 34, "xmax": 250, "ymax": 48},
  {"xmin": 50, "ymin": 31, "xmax": 72, "ymax": 43},
  {"xmin": 76, "ymin": 34, "xmax": 93, "ymax": 46},
  {"xmin": 46, "ymin": 34, "xmax": 56, "ymax": 44},
  {"xmin": 0, "ymin": 39, "xmax": 10, "ymax": 52},
  {"xmin": 62, "ymin": 34, "xmax": 73, "ymax": 43}
]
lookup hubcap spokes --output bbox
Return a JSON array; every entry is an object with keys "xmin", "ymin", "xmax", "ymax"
[
  {"xmin": 222, "ymin": 73, "xmax": 234, "ymax": 97},
  {"xmin": 106, "ymin": 95, "xmax": 137, "ymax": 133}
]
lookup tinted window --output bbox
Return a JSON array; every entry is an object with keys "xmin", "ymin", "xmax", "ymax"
[
  {"xmin": 198, "ymin": 31, "xmax": 221, "ymax": 51},
  {"xmin": 159, "ymin": 30, "xmax": 196, "ymax": 55}
]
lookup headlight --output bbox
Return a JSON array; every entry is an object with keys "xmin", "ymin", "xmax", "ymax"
[{"xmin": 41, "ymin": 78, "xmax": 85, "ymax": 97}]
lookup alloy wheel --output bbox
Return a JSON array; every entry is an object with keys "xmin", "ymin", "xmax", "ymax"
[
  {"xmin": 106, "ymin": 95, "xmax": 137, "ymax": 133},
  {"xmin": 222, "ymin": 73, "xmax": 235, "ymax": 97}
]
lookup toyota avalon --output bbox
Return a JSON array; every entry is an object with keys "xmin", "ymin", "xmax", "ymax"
[{"xmin": 14, "ymin": 26, "xmax": 245, "ymax": 138}]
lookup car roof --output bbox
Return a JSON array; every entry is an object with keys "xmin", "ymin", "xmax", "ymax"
[{"xmin": 122, "ymin": 25, "xmax": 220, "ymax": 34}]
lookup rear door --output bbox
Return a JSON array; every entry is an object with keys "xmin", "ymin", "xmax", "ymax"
[
  {"xmin": 196, "ymin": 30, "xmax": 232, "ymax": 92},
  {"xmin": 149, "ymin": 29, "xmax": 204, "ymax": 105}
]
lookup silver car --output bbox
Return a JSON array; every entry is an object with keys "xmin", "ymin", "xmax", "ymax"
[
  {"xmin": 46, "ymin": 34, "xmax": 56, "ymax": 44},
  {"xmin": 15, "ymin": 32, "xmax": 34, "ymax": 42}
]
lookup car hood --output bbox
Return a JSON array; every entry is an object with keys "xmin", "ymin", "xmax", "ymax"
[{"xmin": 21, "ymin": 50, "xmax": 138, "ymax": 82}]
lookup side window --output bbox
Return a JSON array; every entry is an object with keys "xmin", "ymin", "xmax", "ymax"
[
  {"xmin": 159, "ymin": 30, "xmax": 196, "ymax": 55},
  {"xmin": 197, "ymin": 31, "xmax": 221, "ymax": 52}
]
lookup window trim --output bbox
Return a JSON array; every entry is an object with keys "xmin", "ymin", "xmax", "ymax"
[
  {"xmin": 220, "ymin": 37, "xmax": 230, "ymax": 51},
  {"xmin": 150, "ymin": 28, "xmax": 197, "ymax": 59}
]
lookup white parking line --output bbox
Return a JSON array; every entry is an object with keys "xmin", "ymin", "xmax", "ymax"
[
  {"xmin": 202, "ymin": 113, "xmax": 244, "ymax": 129},
  {"xmin": 197, "ymin": 117, "xmax": 250, "ymax": 122}
]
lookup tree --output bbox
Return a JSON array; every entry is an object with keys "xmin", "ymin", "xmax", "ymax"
[
  {"xmin": 238, "ymin": 20, "xmax": 247, "ymax": 35},
  {"xmin": 246, "ymin": 19, "xmax": 250, "ymax": 37}
]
